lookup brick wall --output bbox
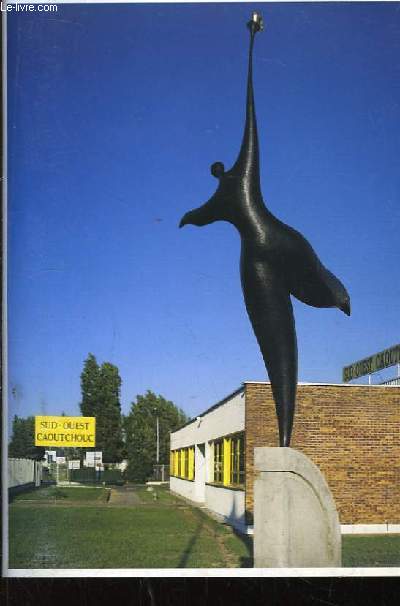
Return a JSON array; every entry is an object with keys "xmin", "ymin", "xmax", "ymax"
[{"xmin": 244, "ymin": 382, "xmax": 400, "ymax": 525}]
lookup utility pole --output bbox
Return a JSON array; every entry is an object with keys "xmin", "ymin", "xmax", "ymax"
[{"xmin": 156, "ymin": 415, "xmax": 160, "ymax": 464}]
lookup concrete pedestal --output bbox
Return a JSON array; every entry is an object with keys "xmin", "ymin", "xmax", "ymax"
[{"xmin": 254, "ymin": 447, "xmax": 341, "ymax": 568}]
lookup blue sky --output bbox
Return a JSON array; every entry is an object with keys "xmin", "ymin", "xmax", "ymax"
[{"xmin": 7, "ymin": 2, "xmax": 400, "ymax": 423}]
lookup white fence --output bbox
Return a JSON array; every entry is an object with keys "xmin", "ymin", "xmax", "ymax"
[
  {"xmin": 8, "ymin": 458, "xmax": 42, "ymax": 488},
  {"xmin": 381, "ymin": 377, "xmax": 400, "ymax": 386}
]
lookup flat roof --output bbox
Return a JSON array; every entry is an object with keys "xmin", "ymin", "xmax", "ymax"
[
  {"xmin": 244, "ymin": 381, "xmax": 400, "ymax": 387},
  {"xmin": 175, "ymin": 385, "xmax": 244, "ymax": 432},
  {"xmin": 174, "ymin": 380, "xmax": 399, "ymax": 433}
]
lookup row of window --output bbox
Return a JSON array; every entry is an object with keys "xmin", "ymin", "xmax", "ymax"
[
  {"xmin": 170, "ymin": 447, "xmax": 195, "ymax": 480},
  {"xmin": 171, "ymin": 432, "xmax": 245, "ymax": 487}
]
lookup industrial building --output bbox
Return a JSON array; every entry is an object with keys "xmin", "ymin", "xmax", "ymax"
[{"xmin": 170, "ymin": 382, "xmax": 400, "ymax": 535}]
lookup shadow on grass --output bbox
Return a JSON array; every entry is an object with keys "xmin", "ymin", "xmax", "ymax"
[
  {"xmin": 183, "ymin": 504, "xmax": 254, "ymax": 568},
  {"xmin": 232, "ymin": 528, "xmax": 254, "ymax": 567},
  {"xmin": 177, "ymin": 520, "xmax": 204, "ymax": 568},
  {"xmin": 135, "ymin": 485, "xmax": 254, "ymax": 568}
]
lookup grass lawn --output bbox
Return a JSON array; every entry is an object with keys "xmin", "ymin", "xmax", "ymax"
[
  {"xmin": 12, "ymin": 486, "xmax": 110, "ymax": 504},
  {"xmin": 9, "ymin": 485, "xmax": 400, "ymax": 569},
  {"xmin": 9, "ymin": 485, "xmax": 251, "ymax": 568},
  {"xmin": 342, "ymin": 535, "xmax": 400, "ymax": 567}
]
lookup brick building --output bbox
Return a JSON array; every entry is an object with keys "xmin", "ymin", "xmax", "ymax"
[{"xmin": 170, "ymin": 382, "xmax": 400, "ymax": 535}]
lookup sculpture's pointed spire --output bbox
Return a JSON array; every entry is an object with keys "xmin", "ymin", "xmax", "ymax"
[{"xmin": 231, "ymin": 13, "xmax": 263, "ymax": 190}]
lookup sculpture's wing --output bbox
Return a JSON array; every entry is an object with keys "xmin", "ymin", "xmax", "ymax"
[
  {"xmin": 287, "ymin": 248, "xmax": 350, "ymax": 313},
  {"xmin": 240, "ymin": 261, "xmax": 297, "ymax": 446},
  {"xmin": 277, "ymin": 223, "xmax": 350, "ymax": 314}
]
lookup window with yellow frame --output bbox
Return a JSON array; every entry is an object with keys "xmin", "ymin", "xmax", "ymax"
[
  {"xmin": 170, "ymin": 447, "xmax": 195, "ymax": 480},
  {"xmin": 213, "ymin": 439, "xmax": 224, "ymax": 483},
  {"xmin": 230, "ymin": 433, "xmax": 245, "ymax": 486},
  {"xmin": 211, "ymin": 432, "xmax": 245, "ymax": 487}
]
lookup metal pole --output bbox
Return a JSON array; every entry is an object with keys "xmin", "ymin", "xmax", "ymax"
[{"xmin": 156, "ymin": 416, "xmax": 160, "ymax": 464}]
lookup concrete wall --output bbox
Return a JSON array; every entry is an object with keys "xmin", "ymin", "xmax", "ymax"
[
  {"xmin": 170, "ymin": 476, "xmax": 196, "ymax": 501},
  {"xmin": 245, "ymin": 382, "xmax": 400, "ymax": 526},
  {"xmin": 8, "ymin": 458, "xmax": 42, "ymax": 488},
  {"xmin": 205, "ymin": 484, "xmax": 246, "ymax": 531},
  {"xmin": 170, "ymin": 481, "xmax": 246, "ymax": 531}
]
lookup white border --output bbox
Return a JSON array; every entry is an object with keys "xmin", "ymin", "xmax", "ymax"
[
  {"xmin": 4, "ymin": 0, "xmax": 400, "ymax": 4},
  {"xmin": 2, "ymin": 2, "xmax": 9, "ymax": 580},
  {"xmin": 7, "ymin": 567, "xmax": 400, "ymax": 578},
  {"xmin": 3, "ymin": 0, "xmax": 400, "ymax": 580}
]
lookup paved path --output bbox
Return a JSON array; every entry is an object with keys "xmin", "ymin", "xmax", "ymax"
[{"xmin": 108, "ymin": 485, "xmax": 141, "ymax": 507}]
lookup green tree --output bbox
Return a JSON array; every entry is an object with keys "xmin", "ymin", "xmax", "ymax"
[
  {"xmin": 125, "ymin": 391, "xmax": 188, "ymax": 482},
  {"xmin": 80, "ymin": 353, "xmax": 100, "ymax": 418},
  {"xmin": 97, "ymin": 362, "xmax": 124, "ymax": 463},
  {"xmin": 79, "ymin": 354, "xmax": 124, "ymax": 463},
  {"xmin": 9, "ymin": 416, "xmax": 44, "ymax": 459}
]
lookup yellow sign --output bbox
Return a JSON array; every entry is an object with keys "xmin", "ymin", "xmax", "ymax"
[
  {"xmin": 343, "ymin": 344, "xmax": 400, "ymax": 382},
  {"xmin": 35, "ymin": 416, "xmax": 96, "ymax": 447}
]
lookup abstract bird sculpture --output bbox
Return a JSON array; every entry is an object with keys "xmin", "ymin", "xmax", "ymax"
[{"xmin": 179, "ymin": 13, "xmax": 350, "ymax": 447}]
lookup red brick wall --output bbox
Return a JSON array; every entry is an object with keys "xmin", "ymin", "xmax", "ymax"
[{"xmin": 244, "ymin": 382, "xmax": 400, "ymax": 525}]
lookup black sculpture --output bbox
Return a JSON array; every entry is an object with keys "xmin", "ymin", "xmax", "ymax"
[{"xmin": 179, "ymin": 13, "xmax": 350, "ymax": 447}]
